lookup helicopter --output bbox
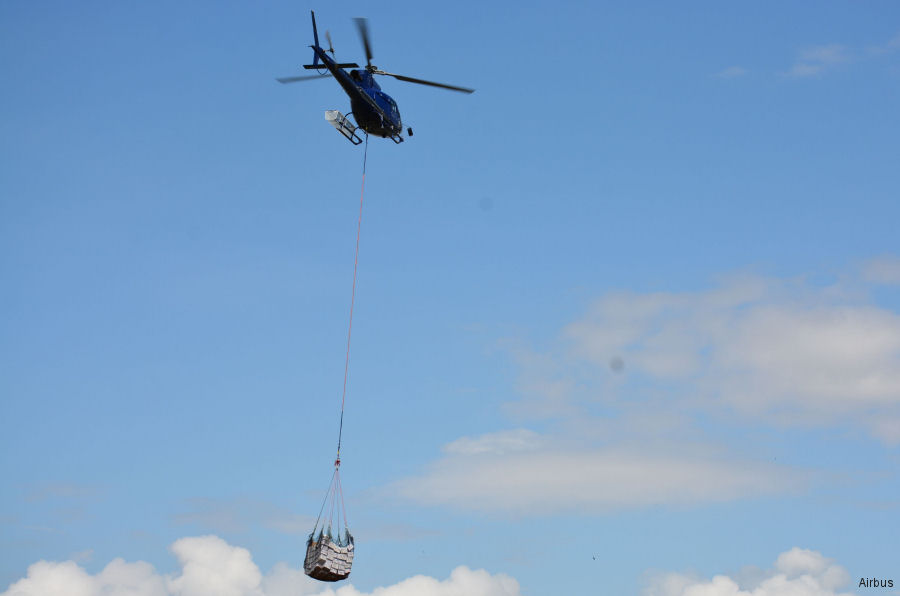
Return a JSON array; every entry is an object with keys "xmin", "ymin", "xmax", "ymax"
[{"xmin": 277, "ymin": 11, "xmax": 474, "ymax": 144}]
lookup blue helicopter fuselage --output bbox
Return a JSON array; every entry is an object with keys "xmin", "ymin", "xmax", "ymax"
[{"xmin": 312, "ymin": 46, "xmax": 402, "ymax": 139}]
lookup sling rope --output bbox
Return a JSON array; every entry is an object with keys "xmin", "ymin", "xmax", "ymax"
[
  {"xmin": 312, "ymin": 467, "xmax": 336, "ymax": 533},
  {"xmin": 311, "ymin": 132, "xmax": 368, "ymax": 539},
  {"xmin": 336, "ymin": 132, "xmax": 368, "ymax": 465}
]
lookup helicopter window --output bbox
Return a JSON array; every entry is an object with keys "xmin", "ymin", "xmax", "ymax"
[{"xmin": 350, "ymin": 70, "xmax": 362, "ymax": 82}]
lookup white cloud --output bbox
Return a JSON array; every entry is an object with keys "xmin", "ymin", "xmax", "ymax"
[
  {"xmin": 862, "ymin": 256, "xmax": 900, "ymax": 285},
  {"xmin": 393, "ymin": 431, "xmax": 801, "ymax": 514},
  {"xmin": 69, "ymin": 549, "xmax": 94, "ymax": 564},
  {"xmin": 868, "ymin": 31, "xmax": 900, "ymax": 55},
  {"xmin": 390, "ymin": 267, "xmax": 900, "ymax": 514},
  {"xmin": 715, "ymin": 305, "xmax": 900, "ymax": 411},
  {"xmin": 442, "ymin": 429, "xmax": 542, "ymax": 456},
  {"xmin": 786, "ymin": 44, "xmax": 850, "ymax": 77},
  {"xmin": 560, "ymin": 273, "xmax": 900, "ymax": 440},
  {"xmin": 887, "ymin": 32, "xmax": 900, "ymax": 50},
  {"xmin": 644, "ymin": 547, "xmax": 852, "ymax": 596},
  {"xmin": 868, "ymin": 415, "xmax": 900, "ymax": 445},
  {"xmin": 799, "ymin": 45, "xmax": 849, "ymax": 64},
  {"xmin": 715, "ymin": 66, "xmax": 747, "ymax": 78},
  {"xmin": 173, "ymin": 498, "xmax": 315, "ymax": 536},
  {"xmin": 308, "ymin": 567, "xmax": 521, "ymax": 596},
  {"xmin": 2, "ymin": 559, "xmax": 168, "ymax": 596},
  {"xmin": 788, "ymin": 32, "xmax": 900, "ymax": 76},
  {"xmin": 0, "ymin": 539, "xmax": 868, "ymax": 596},
  {"xmin": 167, "ymin": 536, "xmax": 263, "ymax": 596},
  {"xmin": 1, "ymin": 535, "xmax": 520, "ymax": 596},
  {"xmin": 25, "ymin": 483, "xmax": 102, "ymax": 503},
  {"xmin": 259, "ymin": 563, "xmax": 313, "ymax": 596},
  {"xmin": 390, "ymin": 267, "xmax": 900, "ymax": 513}
]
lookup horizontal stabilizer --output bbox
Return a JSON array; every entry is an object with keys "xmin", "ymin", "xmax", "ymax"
[
  {"xmin": 277, "ymin": 74, "xmax": 331, "ymax": 83},
  {"xmin": 305, "ymin": 62, "xmax": 360, "ymax": 70}
]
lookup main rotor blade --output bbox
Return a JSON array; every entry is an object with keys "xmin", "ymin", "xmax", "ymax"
[
  {"xmin": 303, "ymin": 62, "xmax": 359, "ymax": 69},
  {"xmin": 276, "ymin": 74, "xmax": 332, "ymax": 83},
  {"xmin": 353, "ymin": 17, "xmax": 373, "ymax": 68},
  {"xmin": 376, "ymin": 71, "xmax": 474, "ymax": 94}
]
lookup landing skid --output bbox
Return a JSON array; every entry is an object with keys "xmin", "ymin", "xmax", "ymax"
[{"xmin": 324, "ymin": 110, "xmax": 363, "ymax": 145}]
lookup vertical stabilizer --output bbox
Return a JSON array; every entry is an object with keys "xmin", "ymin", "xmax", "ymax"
[{"xmin": 310, "ymin": 10, "xmax": 321, "ymax": 67}]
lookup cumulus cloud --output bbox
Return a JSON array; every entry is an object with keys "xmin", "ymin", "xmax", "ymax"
[
  {"xmin": 5, "ymin": 539, "xmax": 856, "ymax": 596},
  {"xmin": 644, "ymin": 547, "xmax": 852, "ymax": 596},
  {"xmin": 306, "ymin": 567, "xmax": 521, "ymax": 596},
  {"xmin": 167, "ymin": 536, "xmax": 263, "ymax": 596},
  {"xmin": 2, "ymin": 559, "xmax": 168, "ymax": 596},
  {"xmin": 1, "ymin": 536, "xmax": 520, "ymax": 596}
]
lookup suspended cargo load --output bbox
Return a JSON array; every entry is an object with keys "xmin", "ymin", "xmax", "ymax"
[
  {"xmin": 304, "ymin": 458, "xmax": 354, "ymax": 582},
  {"xmin": 304, "ymin": 529, "xmax": 355, "ymax": 581}
]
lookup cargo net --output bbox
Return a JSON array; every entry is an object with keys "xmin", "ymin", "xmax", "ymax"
[{"xmin": 304, "ymin": 461, "xmax": 354, "ymax": 582}]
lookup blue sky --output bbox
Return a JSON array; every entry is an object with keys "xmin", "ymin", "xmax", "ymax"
[{"xmin": 2, "ymin": 2, "xmax": 899, "ymax": 595}]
